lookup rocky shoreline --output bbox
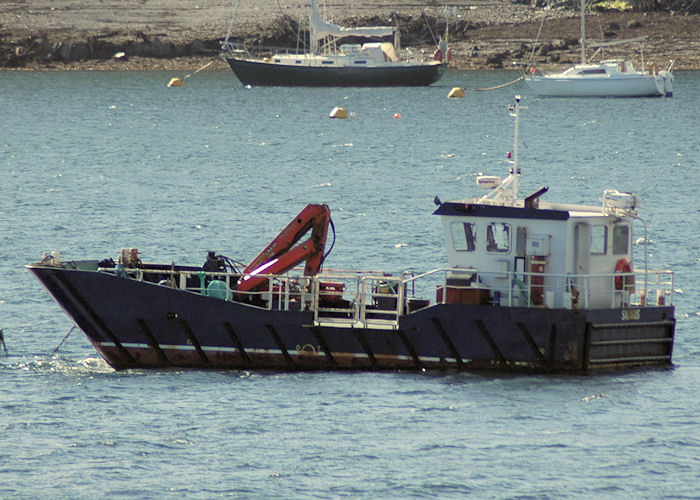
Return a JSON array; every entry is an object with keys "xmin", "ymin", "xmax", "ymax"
[{"xmin": 1, "ymin": 0, "xmax": 698, "ymax": 71}]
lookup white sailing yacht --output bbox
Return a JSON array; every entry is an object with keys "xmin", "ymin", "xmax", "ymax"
[{"xmin": 524, "ymin": 0, "xmax": 674, "ymax": 97}]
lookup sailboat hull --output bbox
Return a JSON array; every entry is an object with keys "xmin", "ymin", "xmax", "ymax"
[
  {"xmin": 525, "ymin": 72, "xmax": 671, "ymax": 97},
  {"xmin": 225, "ymin": 56, "xmax": 447, "ymax": 87}
]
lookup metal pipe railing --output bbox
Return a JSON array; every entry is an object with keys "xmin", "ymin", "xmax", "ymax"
[{"xmin": 97, "ymin": 265, "xmax": 674, "ymax": 317}]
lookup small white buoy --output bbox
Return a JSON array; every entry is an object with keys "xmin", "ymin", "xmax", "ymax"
[
  {"xmin": 448, "ymin": 87, "xmax": 465, "ymax": 98},
  {"xmin": 393, "ymin": 113, "xmax": 402, "ymax": 119},
  {"xmin": 329, "ymin": 106, "xmax": 348, "ymax": 119},
  {"xmin": 167, "ymin": 77, "xmax": 184, "ymax": 88},
  {"xmin": 113, "ymin": 51, "xmax": 128, "ymax": 61}
]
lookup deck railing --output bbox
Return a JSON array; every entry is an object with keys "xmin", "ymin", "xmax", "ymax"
[
  {"xmin": 219, "ymin": 41, "xmax": 253, "ymax": 58},
  {"xmin": 220, "ymin": 41, "xmax": 307, "ymax": 58},
  {"xmin": 97, "ymin": 264, "xmax": 674, "ymax": 328}
]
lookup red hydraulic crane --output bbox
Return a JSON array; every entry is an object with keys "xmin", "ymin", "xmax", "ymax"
[{"xmin": 236, "ymin": 204, "xmax": 331, "ymax": 294}]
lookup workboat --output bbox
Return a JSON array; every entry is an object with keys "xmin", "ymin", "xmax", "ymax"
[
  {"xmin": 28, "ymin": 97, "xmax": 674, "ymax": 373},
  {"xmin": 220, "ymin": 0, "xmax": 447, "ymax": 87},
  {"xmin": 524, "ymin": 0, "xmax": 673, "ymax": 97}
]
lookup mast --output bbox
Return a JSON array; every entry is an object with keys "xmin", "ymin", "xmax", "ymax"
[
  {"xmin": 510, "ymin": 95, "xmax": 523, "ymax": 199},
  {"xmin": 580, "ymin": 0, "xmax": 586, "ymax": 64},
  {"xmin": 477, "ymin": 96, "xmax": 525, "ymax": 205}
]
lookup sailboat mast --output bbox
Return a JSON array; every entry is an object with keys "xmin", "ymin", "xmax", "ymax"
[{"xmin": 580, "ymin": 0, "xmax": 586, "ymax": 64}]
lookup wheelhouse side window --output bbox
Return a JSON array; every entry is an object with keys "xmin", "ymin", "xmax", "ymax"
[
  {"xmin": 591, "ymin": 225, "xmax": 607, "ymax": 255},
  {"xmin": 451, "ymin": 222, "xmax": 476, "ymax": 252},
  {"xmin": 486, "ymin": 223, "xmax": 510, "ymax": 253},
  {"xmin": 612, "ymin": 224, "xmax": 629, "ymax": 255}
]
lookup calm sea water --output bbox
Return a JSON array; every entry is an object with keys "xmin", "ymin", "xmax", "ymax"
[{"xmin": 1, "ymin": 70, "xmax": 699, "ymax": 498}]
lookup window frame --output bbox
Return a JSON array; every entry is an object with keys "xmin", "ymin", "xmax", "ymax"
[
  {"xmin": 591, "ymin": 225, "xmax": 608, "ymax": 255},
  {"xmin": 612, "ymin": 224, "xmax": 630, "ymax": 255},
  {"xmin": 486, "ymin": 222, "xmax": 511, "ymax": 254},
  {"xmin": 450, "ymin": 222, "xmax": 476, "ymax": 252}
]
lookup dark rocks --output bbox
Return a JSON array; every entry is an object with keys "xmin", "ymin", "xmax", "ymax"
[
  {"xmin": 0, "ymin": 4, "xmax": 697, "ymax": 71},
  {"xmin": 0, "ymin": 33, "xmax": 221, "ymax": 67},
  {"xmin": 485, "ymin": 51, "xmax": 510, "ymax": 68},
  {"xmin": 551, "ymin": 38, "xmax": 569, "ymax": 50}
]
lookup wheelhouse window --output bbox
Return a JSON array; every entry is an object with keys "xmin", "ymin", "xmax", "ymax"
[
  {"xmin": 612, "ymin": 224, "xmax": 629, "ymax": 255},
  {"xmin": 451, "ymin": 222, "xmax": 476, "ymax": 252},
  {"xmin": 579, "ymin": 69, "xmax": 607, "ymax": 75},
  {"xmin": 486, "ymin": 223, "xmax": 510, "ymax": 253},
  {"xmin": 591, "ymin": 225, "xmax": 607, "ymax": 255}
]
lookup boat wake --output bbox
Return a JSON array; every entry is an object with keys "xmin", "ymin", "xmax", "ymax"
[{"xmin": 2, "ymin": 355, "xmax": 113, "ymax": 376}]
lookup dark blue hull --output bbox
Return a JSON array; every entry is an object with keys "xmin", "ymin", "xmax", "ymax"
[
  {"xmin": 225, "ymin": 57, "xmax": 447, "ymax": 87},
  {"xmin": 28, "ymin": 265, "xmax": 675, "ymax": 373}
]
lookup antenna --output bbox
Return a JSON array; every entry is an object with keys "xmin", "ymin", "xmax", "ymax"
[
  {"xmin": 506, "ymin": 96, "xmax": 527, "ymax": 199},
  {"xmin": 477, "ymin": 96, "xmax": 527, "ymax": 205},
  {"xmin": 508, "ymin": 95, "xmax": 523, "ymax": 199},
  {"xmin": 509, "ymin": 95, "xmax": 529, "ymax": 197}
]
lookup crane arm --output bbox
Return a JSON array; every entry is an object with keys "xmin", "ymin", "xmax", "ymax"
[
  {"xmin": 237, "ymin": 204, "xmax": 330, "ymax": 293},
  {"xmin": 237, "ymin": 236, "xmax": 321, "ymax": 293}
]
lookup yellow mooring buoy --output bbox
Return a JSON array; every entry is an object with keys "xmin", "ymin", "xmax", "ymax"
[
  {"xmin": 167, "ymin": 77, "xmax": 184, "ymax": 88},
  {"xmin": 329, "ymin": 106, "xmax": 348, "ymax": 119},
  {"xmin": 448, "ymin": 87, "xmax": 466, "ymax": 99},
  {"xmin": 166, "ymin": 60, "xmax": 216, "ymax": 88}
]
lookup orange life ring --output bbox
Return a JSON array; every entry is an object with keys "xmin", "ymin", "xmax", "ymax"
[
  {"xmin": 614, "ymin": 258, "xmax": 634, "ymax": 292},
  {"xmin": 530, "ymin": 67, "xmax": 536, "ymax": 75}
]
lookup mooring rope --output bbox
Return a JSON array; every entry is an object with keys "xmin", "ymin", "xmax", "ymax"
[
  {"xmin": 51, "ymin": 325, "xmax": 76, "ymax": 356},
  {"xmin": 468, "ymin": 75, "xmax": 524, "ymax": 92},
  {"xmin": 183, "ymin": 59, "xmax": 217, "ymax": 81}
]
